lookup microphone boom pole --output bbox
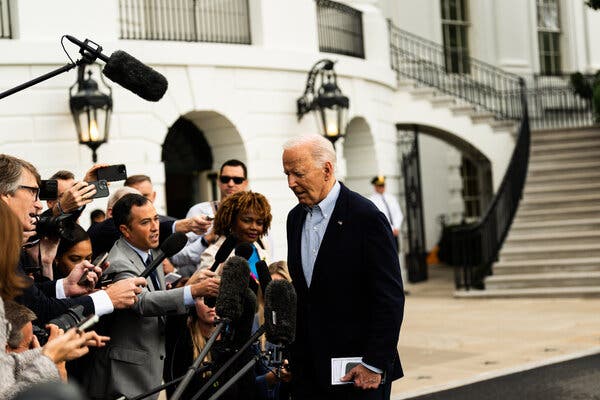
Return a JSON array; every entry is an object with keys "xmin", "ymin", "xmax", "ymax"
[{"xmin": 170, "ymin": 320, "xmax": 227, "ymax": 400}]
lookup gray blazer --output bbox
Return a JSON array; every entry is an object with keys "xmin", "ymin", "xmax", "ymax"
[{"xmin": 83, "ymin": 238, "xmax": 189, "ymax": 400}]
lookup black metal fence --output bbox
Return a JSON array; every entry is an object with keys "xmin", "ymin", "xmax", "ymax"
[
  {"xmin": 316, "ymin": 0, "xmax": 364, "ymax": 58},
  {"xmin": 441, "ymin": 80, "xmax": 530, "ymax": 290},
  {"xmin": 118, "ymin": 0, "xmax": 251, "ymax": 44},
  {"xmin": 527, "ymin": 74, "xmax": 595, "ymax": 130},
  {"xmin": 389, "ymin": 22, "xmax": 523, "ymax": 120},
  {"xmin": 0, "ymin": 0, "xmax": 11, "ymax": 39}
]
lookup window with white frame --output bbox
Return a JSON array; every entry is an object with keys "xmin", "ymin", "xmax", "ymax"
[
  {"xmin": 537, "ymin": 0, "xmax": 561, "ymax": 75},
  {"xmin": 441, "ymin": 0, "xmax": 470, "ymax": 74}
]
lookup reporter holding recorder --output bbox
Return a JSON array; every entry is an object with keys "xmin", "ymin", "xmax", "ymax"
[{"xmin": 0, "ymin": 200, "xmax": 109, "ymax": 399}]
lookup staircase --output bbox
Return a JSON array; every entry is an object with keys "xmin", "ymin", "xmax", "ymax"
[{"xmin": 469, "ymin": 127, "xmax": 600, "ymax": 297}]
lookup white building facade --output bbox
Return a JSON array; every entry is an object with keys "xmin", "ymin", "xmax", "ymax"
[{"xmin": 1, "ymin": 0, "xmax": 598, "ymax": 261}]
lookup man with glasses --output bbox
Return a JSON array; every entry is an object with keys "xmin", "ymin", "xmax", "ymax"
[
  {"xmin": 0, "ymin": 154, "xmax": 146, "ymax": 324},
  {"xmin": 170, "ymin": 160, "xmax": 249, "ymax": 275}
]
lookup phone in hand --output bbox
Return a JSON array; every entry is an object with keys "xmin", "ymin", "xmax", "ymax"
[
  {"xmin": 97, "ymin": 164, "xmax": 127, "ymax": 182},
  {"xmin": 77, "ymin": 252, "xmax": 108, "ymax": 286},
  {"xmin": 39, "ymin": 179, "xmax": 58, "ymax": 200},
  {"xmin": 75, "ymin": 314, "xmax": 99, "ymax": 332},
  {"xmin": 87, "ymin": 180, "xmax": 109, "ymax": 199},
  {"xmin": 165, "ymin": 272, "xmax": 182, "ymax": 286}
]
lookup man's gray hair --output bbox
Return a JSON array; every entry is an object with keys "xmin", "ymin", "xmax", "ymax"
[
  {"xmin": 0, "ymin": 154, "xmax": 40, "ymax": 195},
  {"xmin": 282, "ymin": 134, "xmax": 336, "ymax": 171},
  {"xmin": 107, "ymin": 186, "xmax": 141, "ymax": 211}
]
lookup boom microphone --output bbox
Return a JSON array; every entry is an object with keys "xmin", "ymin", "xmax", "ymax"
[
  {"xmin": 139, "ymin": 232, "xmax": 187, "ymax": 278},
  {"xmin": 264, "ymin": 280, "xmax": 297, "ymax": 345},
  {"xmin": 214, "ymin": 256, "xmax": 250, "ymax": 320},
  {"xmin": 231, "ymin": 287, "xmax": 257, "ymax": 348},
  {"xmin": 65, "ymin": 35, "xmax": 168, "ymax": 101}
]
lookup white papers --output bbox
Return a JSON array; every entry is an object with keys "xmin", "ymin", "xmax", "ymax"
[{"xmin": 331, "ymin": 357, "xmax": 362, "ymax": 385}]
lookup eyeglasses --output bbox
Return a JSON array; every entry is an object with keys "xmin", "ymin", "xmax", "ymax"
[
  {"xmin": 219, "ymin": 176, "xmax": 246, "ymax": 185},
  {"xmin": 18, "ymin": 185, "xmax": 40, "ymax": 200}
]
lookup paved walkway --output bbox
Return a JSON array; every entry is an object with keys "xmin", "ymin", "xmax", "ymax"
[{"xmin": 391, "ymin": 266, "xmax": 600, "ymax": 399}]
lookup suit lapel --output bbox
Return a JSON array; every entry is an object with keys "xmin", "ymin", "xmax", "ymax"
[
  {"xmin": 291, "ymin": 206, "xmax": 309, "ymax": 292},
  {"xmin": 310, "ymin": 184, "xmax": 348, "ymax": 290},
  {"xmin": 116, "ymin": 239, "xmax": 157, "ymax": 292}
]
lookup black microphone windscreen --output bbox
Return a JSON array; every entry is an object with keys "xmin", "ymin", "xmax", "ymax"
[
  {"xmin": 232, "ymin": 287, "xmax": 257, "ymax": 348},
  {"xmin": 256, "ymin": 260, "xmax": 271, "ymax": 294},
  {"xmin": 102, "ymin": 50, "xmax": 168, "ymax": 102},
  {"xmin": 215, "ymin": 256, "xmax": 250, "ymax": 321},
  {"xmin": 160, "ymin": 231, "xmax": 188, "ymax": 257},
  {"xmin": 264, "ymin": 280, "xmax": 297, "ymax": 345},
  {"xmin": 234, "ymin": 242, "xmax": 253, "ymax": 260}
]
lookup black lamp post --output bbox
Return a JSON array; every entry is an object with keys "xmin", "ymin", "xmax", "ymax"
[
  {"xmin": 297, "ymin": 59, "xmax": 349, "ymax": 146},
  {"xmin": 69, "ymin": 63, "xmax": 112, "ymax": 163}
]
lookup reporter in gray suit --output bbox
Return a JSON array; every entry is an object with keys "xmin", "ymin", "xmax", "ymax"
[{"xmin": 83, "ymin": 194, "xmax": 220, "ymax": 400}]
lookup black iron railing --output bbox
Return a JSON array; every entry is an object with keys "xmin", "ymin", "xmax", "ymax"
[
  {"xmin": 442, "ymin": 79, "xmax": 530, "ymax": 290},
  {"xmin": 389, "ymin": 22, "xmax": 523, "ymax": 120},
  {"xmin": 0, "ymin": 0, "xmax": 12, "ymax": 39},
  {"xmin": 316, "ymin": 0, "xmax": 364, "ymax": 58},
  {"xmin": 527, "ymin": 74, "xmax": 595, "ymax": 129},
  {"xmin": 118, "ymin": 0, "xmax": 251, "ymax": 44}
]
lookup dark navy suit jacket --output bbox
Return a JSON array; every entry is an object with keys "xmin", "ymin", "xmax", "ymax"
[{"xmin": 286, "ymin": 183, "xmax": 404, "ymax": 394}]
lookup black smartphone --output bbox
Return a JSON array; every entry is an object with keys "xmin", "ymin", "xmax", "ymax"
[
  {"xmin": 39, "ymin": 179, "xmax": 58, "ymax": 200},
  {"xmin": 77, "ymin": 252, "xmax": 108, "ymax": 286},
  {"xmin": 88, "ymin": 180, "xmax": 109, "ymax": 198},
  {"xmin": 97, "ymin": 164, "xmax": 127, "ymax": 182},
  {"xmin": 75, "ymin": 314, "xmax": 99, "ymax": 332}
]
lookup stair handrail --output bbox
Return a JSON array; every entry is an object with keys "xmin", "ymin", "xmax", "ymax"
[
  {"xmin": 389, "ymin": 21, "xmax": 523, "ymax": 120},
  {"xmin": 444, "ymin": 78, "xmax": 530, "ymax": 289}
]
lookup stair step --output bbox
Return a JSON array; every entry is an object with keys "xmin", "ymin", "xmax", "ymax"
[
  {"xmin": 454, "ymin": 286, "xmax": 600, "ymax": 298},
  {"xmin": 484, "ymin": 271, "xmax": 600, "ymax": 290},
  {"xmin": 531, "ymin": 139, "xmax": 600, "ymax": 155},
  {"xmin": 519, "ymin": 192, "xmax": 600, "ymax": 210},
  {"xmin": 526, "ymin": 169, "xmax": 600, "ymax": 185},
  {"xmin": 531, "ymin": 129, "xmax": 600, "ymax": 144},
  {"xmin": 528, "ymin": 159, "xmax": 600, "ymax": 173},
  {"xmin": 449, "ymin": 103, "xmax": 476, "ymax": 116},
  {"xmin": 523, "ymin": 181, "xmax": 600, "ymax": 198},
  {"xmin": 515, "ymin": 204, "xmax": 600, "ymax": 222},
  {"xmin": 510, "ymin": 217, "xmax": 600, "ymax": 233},
  {"xmin": 429, "ymin": 95, "xmax": 456, "ymax": 108},
  {"xmin": 493, "ymin": 257, "xmax": 600, "ymax": 275},
  {"xmin": 530, "ymin": 146, "xmax": 600, "ymax": 162},
  {"xmin": 499, "ymin": 243, "xmax": 600, "ymax": 261},
  {"xmin": 505, "ymin": 230, "xmax": 600, "ymax": 246},
  {"xmin": 470, "ymin": 111, "xmax": 496, "ymax": 123},
  {"xmin": 410, "ymin": 87, "xmax": 438, "ymax": 99}
]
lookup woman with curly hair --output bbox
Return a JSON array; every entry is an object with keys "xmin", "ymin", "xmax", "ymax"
[{"xmin": 198, "ymin": 191, "xmax": 272, "ymax": 284}]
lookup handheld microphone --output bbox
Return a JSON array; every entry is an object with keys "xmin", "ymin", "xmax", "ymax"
[
  {"xmin": 139, "ymin": 232, "xmax": 187, "ymax": 278},
  {"xmin": 234, "ymin": 242, "xmax": 253, "ymax": 260},
  {"xmin": 209, "ymin": 235, "xmax": 237, "ymax": 272},
  {"xmin": 213, "ymin": 256, "xmax": 250, "ymax": 318},
  {"xmin": 65, "ymin": 35, "xmax": 168, "ymax": 102},
  {"xmin": 264, "ymin": 280, "xmax": 297, "ymax": 367}
]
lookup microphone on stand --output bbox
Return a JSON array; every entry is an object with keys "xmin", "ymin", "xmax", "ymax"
[
  {"xmin": 64, "ymin": 35, "xmax": 168, "ymax": 101},
  {"xmin": 264, "ymin": 279, "xmax": 297, "ymax": 368},
  {"xmin": 170, "ymin": 256, "xmax": 249, "ymax": 400}
]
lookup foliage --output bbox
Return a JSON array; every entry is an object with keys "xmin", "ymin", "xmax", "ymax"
[
  {"xmin": 586, "ymin": 0, "xmax": 600, "ymax": 10},
  {"xmin": 570, "ymin": 71, "xmax": 600, "ymax": 123}
]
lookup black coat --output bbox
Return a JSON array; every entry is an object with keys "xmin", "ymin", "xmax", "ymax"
[{"xmin": 286, "ymin": 183, "xmax": 404, "ymax": 396}]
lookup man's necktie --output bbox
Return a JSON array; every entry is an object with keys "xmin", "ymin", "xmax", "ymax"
[
  {"xmin": 381, "ymin": 194, "xmax": 393, "ymax": 225},
  {"xmin": 145, "ymin": 253, "xmax": 161, "ymax": 290}
]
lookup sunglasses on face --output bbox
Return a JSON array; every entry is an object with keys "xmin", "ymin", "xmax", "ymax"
[{"xmin": 219, "ymin": 176, "xmax": 246, "ymax": 185}]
